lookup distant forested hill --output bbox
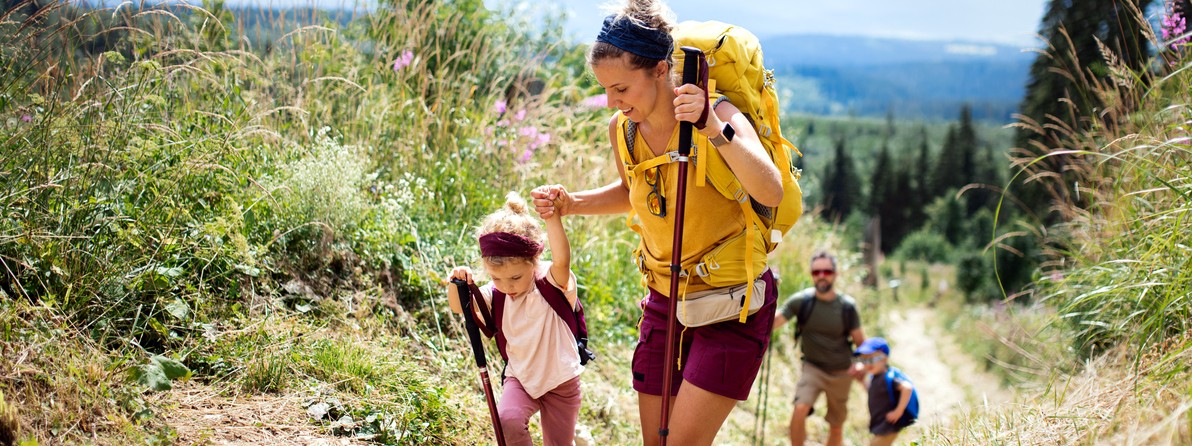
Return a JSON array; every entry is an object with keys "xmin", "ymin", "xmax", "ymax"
[{"xmin": 763, "ymin": 34, "xmax": 1036, "ymax": 122}]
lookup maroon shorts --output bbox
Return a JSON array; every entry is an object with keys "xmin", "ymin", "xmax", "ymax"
[{"xmin": 631, "ymin": 269, "xmax": 778, "ymax": 401}]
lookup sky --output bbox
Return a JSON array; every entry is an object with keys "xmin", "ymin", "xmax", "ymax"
[
  {"xmin": 204, "ymin": 0, "xmax": 1052, "ymax": 48},
  {"xmin": 500, "ymin": 0, "xmax": 1051, "ymax": 48}
]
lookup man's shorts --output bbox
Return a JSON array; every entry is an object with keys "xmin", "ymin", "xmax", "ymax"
[
  {"xmin": 631, "ymin": 269, "xmax": 778, "ymax": 401},
  {"xmin": 794, "ymin": 362, "xmax": 854, "ymax": 425}
]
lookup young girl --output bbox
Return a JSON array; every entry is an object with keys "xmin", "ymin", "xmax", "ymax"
[{"xmin": 446, "ymin": 192, "xmax": 582, "ymax": 446}]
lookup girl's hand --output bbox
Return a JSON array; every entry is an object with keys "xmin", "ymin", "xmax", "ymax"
[
  {"xmin": 673, "ymin": 83, "xmax": 721, "ymax": 137},
  {"xmin": 531, "ymin": 184, "xmax": 571, "ymax": 219},
  {"xmin": 450, "ymin": 266, "xmax": 474, "ymax": 283},
  {"xmin": 885, "ymin": 408, "xmax": 904, "ymax": 424}
]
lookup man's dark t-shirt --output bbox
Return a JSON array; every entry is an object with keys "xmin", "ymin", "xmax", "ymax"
[{"xmin": 778, "ymin": 288, "xmax": 860, "ymax": 371}]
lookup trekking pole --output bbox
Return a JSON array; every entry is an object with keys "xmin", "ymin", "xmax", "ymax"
[
  {"xmin": 659, "ymin": 46, "xmax": 705, "ymax": 446},
  {"xmin": 755, "ymin": 340, "xmax": 773, "ymax": 445},
  {"xmin": 451, "ymin": 278, "xmax": 507, "ymax": 446}
]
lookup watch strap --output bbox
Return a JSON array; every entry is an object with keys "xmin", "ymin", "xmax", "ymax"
[{"xmin": 709, "ymin": 123, "xmax": 735, "ymax": 147}]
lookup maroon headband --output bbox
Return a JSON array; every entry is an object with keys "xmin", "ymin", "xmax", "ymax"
[{"xmin": 479, "ymin": 232, "xmax": 543, "ymax": 258}]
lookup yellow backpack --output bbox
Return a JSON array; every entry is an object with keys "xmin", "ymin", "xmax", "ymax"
[{"xmin": 616, "ymin": 21, "xmax": 804, "ymax": 323}]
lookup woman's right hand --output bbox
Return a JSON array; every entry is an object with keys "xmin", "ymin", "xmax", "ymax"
[
  {"xmin": 450, "ymin": 266, "xmax": 474, "ymax": 283},
  {"xmin": 531, "ymin": 184, "xmax": 571, "ymax": 219}
]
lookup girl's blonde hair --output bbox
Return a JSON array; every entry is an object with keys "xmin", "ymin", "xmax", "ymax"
[
  {"xmin": 477, "ymin": 192, "xmax": 544, "ymax": 266},
  {"xmin": 588, "ymin": 0, "xmax": 676, "ymax": 70}
]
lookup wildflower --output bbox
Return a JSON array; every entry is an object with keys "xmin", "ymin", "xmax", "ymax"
[
  {"xmin": 392, "ymin": 50, "xmax": 414, "ymax": 72},
  {"xmin": 519, "ymin": 148, "xmax": 533, "ymax": 163},
  {"xmin": 513, "ymin": 109, "xmax": 526, "ymax": 122},
  {"xmin": 20, "ymin": 115, "xmax": 32, "ymax": 123},
  {"xmin": 1164, "ymin": 0, "xmax": 1191, "ymax": 50},
  {"xmin": 580, "ymin": 94, "xmax": 608, "ymax": 109},
  {"xmin": 493, "ymin": 100, "xmax": 507, "ymax": 115}
]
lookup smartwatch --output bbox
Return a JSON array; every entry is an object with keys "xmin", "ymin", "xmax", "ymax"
[{"xmin": 709, "ymin": 122, "xmax": 735, "ymax": 147}]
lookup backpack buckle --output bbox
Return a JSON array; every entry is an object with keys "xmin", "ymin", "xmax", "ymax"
[
  {"xmin": 693, "ymin": 259, "xmax": 720, "ymax": 278},
  {"xmin": 733, "ymin": 188, "xmax": 748, "ymax": 203}
]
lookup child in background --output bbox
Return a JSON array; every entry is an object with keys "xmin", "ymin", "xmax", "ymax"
[
  {"xmin": 854, "ymin": 337, "xmax": 918, "ymax": 446},
  {"xmin": 446, "ymin": 192, "xmax": 582, "ymax": 446}
]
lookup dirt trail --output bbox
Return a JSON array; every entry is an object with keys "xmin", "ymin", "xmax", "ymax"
[
  {"xmin": 155, "ymin": 383, "xmax": 368, "ymax": 446},
  {"xmin": 883, "ymin": 307, "xmax": 1007, "ymax": 425}
]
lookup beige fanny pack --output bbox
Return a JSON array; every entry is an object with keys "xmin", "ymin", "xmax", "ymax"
[{"xmin": 676, "ymin": 276, "xmax": 767, "ymax": 327}]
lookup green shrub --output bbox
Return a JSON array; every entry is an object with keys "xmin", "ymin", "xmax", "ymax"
[{"xmin": 895, "ymin": 229, "xmax": 953, "ymax": 263}]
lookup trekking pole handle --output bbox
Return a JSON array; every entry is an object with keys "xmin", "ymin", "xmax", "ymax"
[
  {"xmin": 451, "ymin": 278, "xmax": 488, "ymax": 368},
  {"xmin": 678, "ymin": 46, "xmax": 704, "ymax": 157}
]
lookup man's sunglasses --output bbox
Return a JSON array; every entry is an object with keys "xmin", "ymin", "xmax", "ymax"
[{"xmin": 811, "ymin": 269, "xmax": 835, "ymax": 277}]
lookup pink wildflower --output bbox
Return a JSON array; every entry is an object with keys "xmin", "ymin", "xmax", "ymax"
[
  {"xmin": 493, "ymin": 100, "xmax": 507, "ymax": 115},
  {"xmin": 392, "ymin": 50, "xmax": 414, "ymax": 72},
  {"xmin": 20, "ymin": 114, "xmax": 32, "ymax": 122},
  {"xmin": 513, "ymin": 109, "xmax": 526, "ymax": 122},
  {"xmin": 580, "ymin": 94, "xmax": 608, "ymax": 109},
  {"xmin": 1164, "ymin": 0, "xmax": 1191, "ymax": 50}
]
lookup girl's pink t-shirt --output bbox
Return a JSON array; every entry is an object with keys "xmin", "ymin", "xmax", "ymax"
[{"xmin": 479, "ymin": 263, "xmax": 583, "ymax": 399}]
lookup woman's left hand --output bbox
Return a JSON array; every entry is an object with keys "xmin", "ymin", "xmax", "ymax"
[{"xmin": 673, "ymin": 84, "xmax": 719, "ymax": 136}]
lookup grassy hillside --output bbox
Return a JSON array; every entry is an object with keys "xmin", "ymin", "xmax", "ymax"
[{"xmin": 0, "ymin": 1, "xmax": 1189, "ymax": 445}]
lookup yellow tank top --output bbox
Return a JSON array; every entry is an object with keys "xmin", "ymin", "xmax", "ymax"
[{"xmin": 623, "ymin": 119, "xmax": 746, "ymax": 295}]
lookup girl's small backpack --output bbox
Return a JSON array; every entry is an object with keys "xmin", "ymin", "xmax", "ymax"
[{"xmin": 467, "ymin": 278, "xmax": 596, "ymax": 366}]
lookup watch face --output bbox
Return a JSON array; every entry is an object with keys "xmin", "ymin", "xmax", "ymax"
[{"xmin": 723, "ymin": 123, "xmax": 735, "ymax": 141}]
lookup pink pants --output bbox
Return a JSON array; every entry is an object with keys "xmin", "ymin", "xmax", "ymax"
[{"xmin": 498, "ymin": 375, "xmax": 582, "ymax": 446}]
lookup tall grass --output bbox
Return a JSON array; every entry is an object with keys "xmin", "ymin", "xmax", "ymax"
[
  {"xmin": 0, "ymin": 0, "xmax": 601, "ymax": 442},
  {"xmin": 1008, "ymin": 9, "xmax": 1192, "ymax": 356}
]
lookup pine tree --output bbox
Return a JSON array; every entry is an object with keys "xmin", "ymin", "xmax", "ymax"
[
  {"xmin": 908, "ymin": 126, "xmax": 932, "ymax": 230},
  {"xmin": 890, "ymin": 154, "xmax": 915, "ymax": 249},
  {"xmin": 933, "ymin": 127, "xmax": 964, "ymax": 194},
  {"xmin": 870, "ymin": 140, "xmax": 912, "ymax": 252},
  {"xmin": 869, "ymin": 140, "xmax": 890, "ymax": 217},
  {"xmin": 822, "ymin": 137, "xmax": 860, "ymax": 222},
  {"xmin": 957, "ymin": 105, "xmax": 977, "ymax": 189}
]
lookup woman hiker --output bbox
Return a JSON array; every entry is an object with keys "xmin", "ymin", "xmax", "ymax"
[{"xmin": 531, "ymin": 0, "xmax": 784, "ymax": 444}]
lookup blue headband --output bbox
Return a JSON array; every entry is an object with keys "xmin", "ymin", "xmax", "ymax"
[{"xmin": 596, "ymin": 14, "xmax": 673, "ymax": 61}]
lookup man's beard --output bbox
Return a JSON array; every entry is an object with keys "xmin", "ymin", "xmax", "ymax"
[{"xmin": 815, "ymin": 279, "xmax": 833, "ymax": 293}]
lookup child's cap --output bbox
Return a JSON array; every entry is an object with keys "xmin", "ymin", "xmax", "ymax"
[{"xmin": 854, "ymin": 337, "xmax": 890, "ymax": 356}]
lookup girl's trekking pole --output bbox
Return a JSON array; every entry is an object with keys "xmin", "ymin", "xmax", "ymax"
[
  {"xmin": 659, "ymin": 46, "xmax": 705, "ymax": 446},
  {"xmin": 451, "ymin": 278, "xmax": 507, "ymax": 446}
]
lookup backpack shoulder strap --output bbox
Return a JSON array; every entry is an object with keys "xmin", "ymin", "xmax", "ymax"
[
  {"xmin": 616, "ymin": 112, "xmax": 634, "ymax": 167},
  {"xmin": 534, "ymin": 276, "xmax": 581, "ymax": 338},
  {"xmin": 885, "ymin": 367, "xmax": 913, "ymax": 397},
  {"xmin": 794, "ymin": 289, "xmax": 816, "ymax": 339},
  {"xmin": 840, "ymin": 294, "xmax": 859, "ymax": 339},
  {"xmin": 489, "ymin": 288, "xmax": 509, "ymax": 362},
  {"xmin": 885, "ymin": 368, "xmax": 898, "ymax": 399}
]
